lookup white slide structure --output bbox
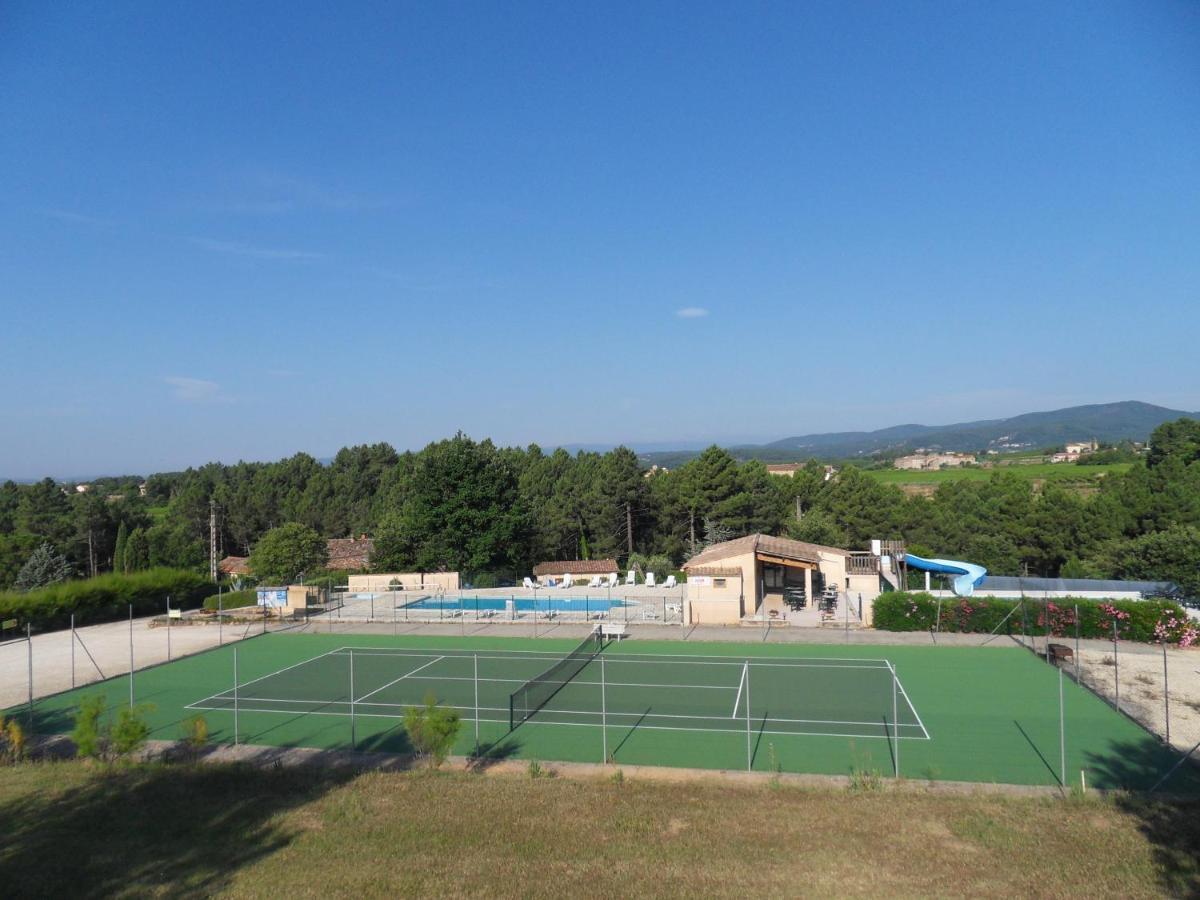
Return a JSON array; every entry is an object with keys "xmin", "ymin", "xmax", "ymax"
[{"xmin": 904, "ymin": 554, "xmax": 987, "ymax": 598}]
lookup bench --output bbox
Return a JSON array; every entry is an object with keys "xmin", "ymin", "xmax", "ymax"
[
  {"xmin": 600, "ymin": 622, "xmax": 628, "ymax": 641},
  {"xmin": 1048, "ymin": 643, "xmax": 1074, "ymax": 665}
]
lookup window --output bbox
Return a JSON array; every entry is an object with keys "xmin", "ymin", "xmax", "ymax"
[{"xmin": 713, "ymin": 578, "xmax": 726, "ymax": 588}]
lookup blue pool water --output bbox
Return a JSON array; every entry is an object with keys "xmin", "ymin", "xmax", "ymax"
[{"xmin": 403, "ymin": 596, "xmax": 629, "ymax": 613}]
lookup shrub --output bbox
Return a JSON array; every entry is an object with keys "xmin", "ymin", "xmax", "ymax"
[
  {"xmin": 201, "ymin": 589, "xmax": 258, "ymax": 611},
  {"xmin": 403, "ymin": 694, "xmax": 462, "ymax": 767},
  {"xmin": 71, "ymin": 696, "xmax": 154, "ymax": 762},
  {"xmin": 0, "ymin": 716, "xmax": 26, "ymax": 763},
  {"xmin": 0, "ymin": 569, "xmax": 212, "ymax": 630},
  {"xmin": 872, "ymin": 592, "xmax": 1194, "ymax": 643}
]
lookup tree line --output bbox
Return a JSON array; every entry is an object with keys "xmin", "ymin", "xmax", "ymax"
[{"xmin": 2, "ymin": 420, "xmax": 1198, "ymax": 597}]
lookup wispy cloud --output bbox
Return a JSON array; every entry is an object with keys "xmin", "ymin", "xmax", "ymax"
[
  {"xmin": 39, "ymin": 209, "xmax": 113, "ymax": 226},
  {"xmin": 211, "ymin": 170, "xmax": 394, "ymax": 216},
  {"xmin": 188, "ymin": 237, "xmax": 324, "ymax": 261},
  {"xmin": 164, "ymin": 376, "xmax": 228, "ymax": 403},
  {"xmin": 676, "ymin": 307, "xmax": 710, "ymax": 319}
]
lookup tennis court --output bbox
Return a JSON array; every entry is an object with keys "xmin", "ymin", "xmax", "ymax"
[{"xmin": 16, "ymin": 631, "xmax": 1200, "ymax": 793}]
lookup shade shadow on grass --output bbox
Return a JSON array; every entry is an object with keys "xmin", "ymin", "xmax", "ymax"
[
  {"xmin": 0, "ymin": 762, "xmax": 356, "ymax": 898},
  {"xmin": 1083, "ymin": 739, "xmax": 1200, "ymax": 897}
]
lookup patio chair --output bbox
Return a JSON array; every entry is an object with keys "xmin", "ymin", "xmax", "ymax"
[
  {"xmin": 645, "ymin": 572, "xmax": 656, "ymax": 587},
  {"xmin": 662, "ymin": 574, "xmax": 677, "ymax": 589},
  {"xmin": 522, "ymin": 577, "xmax": 536, "ymax": 589},
  {"xmin": 606, "ymin": 573, "xmax": 618, "ymax": 588},
  {"xmin": 625, "ymin": 570, "xmax": 636, "ymax": 585},
  {"xmin": 560, "ymin": 574, "xmax": 574, "ymax": 589},
  {"xmin": 588, "ymin": 575, "xmax": 602, "ymax": 588}
]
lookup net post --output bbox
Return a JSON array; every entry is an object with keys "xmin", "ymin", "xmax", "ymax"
[
  {"xmin": 1058, "ymin": 663, "xmax": 1066, "ymax": 789},
  {"xmin": 601, "ymin": 655, "xmax": 608, "ymax": 764},
  {"xmin": 70, "ymin": 612, "xmax": 76, "ymax": 689},
  {"xmin": 233, "ymin": 645, "xmax": 239, "ymax": 746},
  {"xmin": 744, "ymin": 661, "xmax": 752, "ymax": 772},
  {"xmin": 473, "ymin": 652, "xmax": 480, "ymax": 755},
  {"xmin": 128, "ymin": 604, "xmax": 135, "ymax": 709},
  {"xmin": 349, "ymin": 647, "xmax": 356, "ymax": 751}
]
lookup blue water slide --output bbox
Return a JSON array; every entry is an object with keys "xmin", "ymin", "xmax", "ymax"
[{"xmin": 903, "ymin": 554, "xmax": 988, "ymax": 598}]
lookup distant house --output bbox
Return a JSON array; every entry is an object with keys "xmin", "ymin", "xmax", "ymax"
[
  {"xmin": 218, "ymin": 535, "xmax": 374, "ymax": 579},
  {"xmin": 765, "ymin": 464, "xmax": 837, "ymax": 481},
  {"xmin": 894, "ymin": 452, "xmax": 975, "ymax": 470},
  {"xmin": 326, "ymin": 536, "xmax": 374, "ymax": 571}
]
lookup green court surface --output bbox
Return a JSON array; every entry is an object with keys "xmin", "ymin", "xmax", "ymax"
[{"xmin": 15, "ymin": 632, "xmax": 1199, "ymax": 793}]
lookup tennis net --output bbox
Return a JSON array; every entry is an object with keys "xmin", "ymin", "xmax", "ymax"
[{"xmin": 509, "ymin": 628, "xmax": 604, "ymax": 728}]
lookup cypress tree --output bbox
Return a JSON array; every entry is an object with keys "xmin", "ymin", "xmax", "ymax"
[{"xmin": 113, "ymin": 521, "xmax": 129, "ymax": 574}]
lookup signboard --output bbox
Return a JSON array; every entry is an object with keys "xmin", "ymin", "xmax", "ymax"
[
  {"xmin": 257, "ymin": 589, "xmax": 288, "ymax": 608},
  {"xmin": 687, "ymin": 576, "xmax": 712, "ymax": 587},
  {"xmin": 168, "ymin": 608, "xmax": 183, "ymax": 619},
  {"xmin": 1, "ymin": 619, "xmax": 17, "ymax": 630}
]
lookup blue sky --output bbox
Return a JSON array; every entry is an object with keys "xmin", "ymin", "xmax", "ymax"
[{"xmin": 2, "ymin": 1, "xmax": 1198, "ymax": 479}]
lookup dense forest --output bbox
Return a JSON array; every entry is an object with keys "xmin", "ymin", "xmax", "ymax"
[{"xmin": 2, "ymin": 419, "xmax": 1199, "ymax": 598}]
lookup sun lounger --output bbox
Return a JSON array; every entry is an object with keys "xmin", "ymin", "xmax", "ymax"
[
  {"xmin": 606, "ymin": 573, "xmax": 618, "ymax": 588},
  {"xmin": 523, "ymin": 577, "xmax": 536, "ymax": 589},
  {"xmin": 560, "ymin": 574, "xmax": 574, "ymax": 589},
  {"xmin": 588, "ymin": 575, "xmax": 602, "ymax": 588},
  {"xmin": 645, "ymin": 572, "xmax": 656, "ymax": 587},
  {"xmin": 662, "ymin": 574, "xmax": 677, "ymax": 589},
  {"xmin": 625, "ymin": 570, "xmax": 636, "ymax": 586}
]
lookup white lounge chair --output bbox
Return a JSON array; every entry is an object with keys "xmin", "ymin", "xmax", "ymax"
[
  {"xmin": 560, "ymin": 574, "xmax": 574, "ymax": 589},
  {"xmin": 645, "ymin": 572, "xmax": 656, "ymax": 587},
  {"xmin": 606, "ymin": 573, "xmax": 618, "ymax": 588},
  {"xmin": 523, "ymin": 577, "xmax": 536, "ymax": 590},
  {"xmin": 662, "ymin": 574, "xmax": 677, "ymax": 589},
  {"xmin": 588, "ymin": 575, "xmax": 602, "ymax": 588},
  {"xmin": 625, "ymin": 570, "xmax": 636, "ymax": 586}
]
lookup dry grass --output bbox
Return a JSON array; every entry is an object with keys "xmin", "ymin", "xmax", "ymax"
[{"xmin": 0, "ymin": 759, "xmax": 1196, "ymax": 898}]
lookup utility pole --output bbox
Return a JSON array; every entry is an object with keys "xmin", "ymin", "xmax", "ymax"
[{"xmin": 209, "ymin": 498, "xmax": 219, "ymax": 582}]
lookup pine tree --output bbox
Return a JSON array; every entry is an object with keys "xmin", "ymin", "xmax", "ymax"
[
  {"xmin": 15, "ymin": 542, "xmax": 72, "ymax": 591},
  {"xmin": 113, "ymin": 522, "xmax": 129, "ymax": 574}
]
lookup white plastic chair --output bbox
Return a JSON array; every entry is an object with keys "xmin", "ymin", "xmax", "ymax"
[
  {"xmin": 560, "ymin": 574, "xmax": 574, "ymax": 589},
  {"xmin": 625, "ymin": 570, "xmax": 636, "ymax": 585},
  {"xmin": 606, "ymin": 573, "xmax": 618, "ymax": 588},
  {"xmin": 645, "ymin": 572, "xmax": 656, "ymax": 587},
  {"xmin": 588, "ymin": 575, "xmax": 602, "ymax": 588},
  {"xmin": 522, "ymin": 577, "xmax": 536, "ymax": 589},
  {"xmin": 663, "ymin": 574, "xmax": 677, "ymax": 589}
]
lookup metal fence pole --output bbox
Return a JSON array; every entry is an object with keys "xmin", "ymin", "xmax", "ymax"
[
  {"xmin": 128, "ymin": 604, "xmax": 135, "ymax": 708},
  {"xmin": 473, "ymin": 652, "xmax": 480, "ymax": 755},
  {"xmin": 1113, "ymin": 619, "xmax": 1119, "ymax": 711},
  {"xmin": 70, "ymin": 613, "xmax": 76, "ymax": 688},
  {"xmin": 166, "ymin": 597, "xmax": 172, "ymax": 661},
  {"xmin": 1073, "ymin": 604, "xmax": 1079, "ymax": 683},
  {"xmin": 1058, "ymin": 664, "xmax": 1066, "ymax": 788},
  {"xmin": 219, "ymin": 591, "xmax": 223, "ymax": 646},
  {"xmin": 370, "ymin": 594, "xmax": 374, "ymax": 622},
  {"xmin": 233, "ymin": 645, "xmax": 239, "ymax": 745},
  {"xmin": 744, "ymin": 661, "xmax": 752, "ymax": 772},
  {"xmin": 1162, "ymin": 641, "xmax": 1170, "ymax": 747},
  {"xmin": 601, "ymin": 655, "xmax": 608, "ymax": 763},
  {"xmin": 26, "ymin": 623, "xmax": 33, "ymax": 728},
  {"xmin": 349, "ymin": 648, "xmax": 356, "ymax": 750},
  {"xmin": 892, "ymin": 662, "xmax": 900, "ymax": 779}
]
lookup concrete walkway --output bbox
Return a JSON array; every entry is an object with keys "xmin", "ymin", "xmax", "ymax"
[{"xmin": 0, "ymin": 615, "xmax": 264, "ymax": 710}]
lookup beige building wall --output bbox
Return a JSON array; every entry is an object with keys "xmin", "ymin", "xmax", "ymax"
[{"xmin": 348, "ymin": 571, "xmax": 461, "ymax": 592}]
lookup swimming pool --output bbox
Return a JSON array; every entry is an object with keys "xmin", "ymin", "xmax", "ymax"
[{"xmin": 403, "ymin": 596, "xmax": 630, "ymax": 613}]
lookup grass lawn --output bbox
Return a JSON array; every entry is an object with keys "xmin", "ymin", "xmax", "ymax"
[
  {"xmin": 0, "ymin": 759, "xmax": 1196, "ymax": 897},
  {"xmin": 866, "ymin": 462, "xmax": 1132, "ymax": 485},
  {"xmin": 16, "ymin": 633, "xmax": 1199, "ymax": 795}
]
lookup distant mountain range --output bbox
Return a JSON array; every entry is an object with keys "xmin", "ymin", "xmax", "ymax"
[{"xmin": 635, "ymin": 402, "xmax": 1198, "ymax": 468}]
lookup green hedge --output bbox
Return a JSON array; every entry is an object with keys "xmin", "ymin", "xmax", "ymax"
[
  {"xmin": 873, "ymin": 592, "xmax": 1195, "ymax": 644},
  {"xmin": 201, "ymin": 589, "xmax": 258, "ymax": 611},
  {"xmin": 0, "ymin": 569, "xmax": 212, "ymax": 630}
]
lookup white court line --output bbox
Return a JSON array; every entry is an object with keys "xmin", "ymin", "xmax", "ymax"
[
  {"xmin": 337, "ymin": 650, "xmax": 891, "ymax": 671},
  {"xmin": 329, "ymin": 646, "xmax": 892, "ymax": 667},
  {"xmin": 353, "ymin": 655, "xmax": 445, "ymax": 703},
  {"xmin": 187, "ymin": 693, "xmax": 927, "ymax": 733},
  {"xmin": 890, "ymin": 664, "xmax": 931, "ymax": 740},
  {"xmin": 730, "ymin": 662, "xmax": 746, "ymax": 719},
  {"xmin": 183, "ymin": 700, "xmax": 930, "ymax": 741},
  {"xmin": 188, "ymin": 647, "xmax": 343, "ymax": 709}
]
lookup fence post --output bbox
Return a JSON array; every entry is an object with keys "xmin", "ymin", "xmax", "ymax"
[
  {"xmin": 473, "ymin": 652, "xmax": 480, "ymax": 755},
  {"xmin": 70, "ymin": 613, "xmax": 76, "ymax": 689},
  {"xmin": 892, "ymin": 662, "xmax": 900, "ymax": 779},
  {"xmin": 1113, "ymin": 619, "xmax": 1119, "ymax": 711},
  {"xmin": 219, "ymin": 591, "xmax": 223, "ymax": 646},
  {"xmin": 233, "ymin": 645, "xmax": 239, "ymax": 746},
  {"xmin": 26, "ymin": 623, "xmax": 33, "ymax": 729},
  {"xmin": 1073, "ymin": 605, "xmax": 1080, "ymax": 683},
  {"xmin": 1162, "ymin": 641, "xmax": 1170, "ymax": 747},
  {"xmin": 166, "ymin": 597, "xmax": 172, "ymax": 661},
  {"xmin": 349, "ymin": 648, "xmax": 356, "ymax": 750},
  {"xmin": 601, "ymin": 655, "xmax": 608, "ymax": 763},
  {"xmin": 129, "ymin": 604, "xmax": 135, "ymax": 709},
  {"xmin": 1057, "ymin": 664, "xmax": 1067, "ymax": 788},
  {"xmin": 744, "ymin": 661, "xmax": 752, "ymax": 772}
]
